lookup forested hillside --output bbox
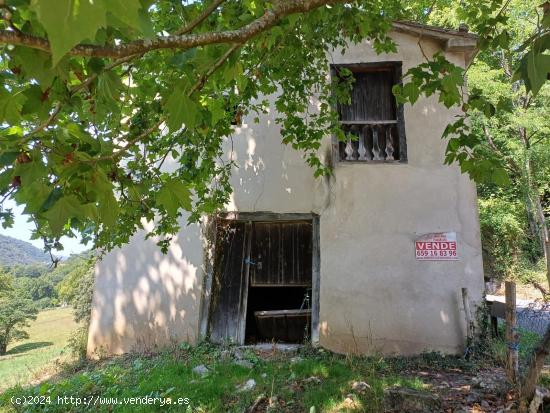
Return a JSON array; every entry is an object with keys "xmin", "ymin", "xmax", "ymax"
[{"xmin": 0, "ymin": 235, "xmax": 49, "ymax": 267}]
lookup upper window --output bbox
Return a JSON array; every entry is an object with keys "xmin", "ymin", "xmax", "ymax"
[{"xmin": 332, "ymin": 63, "xmax": 406, "ymax": 163}]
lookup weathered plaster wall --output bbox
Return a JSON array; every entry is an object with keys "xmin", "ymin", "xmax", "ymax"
[
  {"xmin": 315, "ymin": 34, "xmax": 484, "ymax": 355},
  {"xmin": 88, "ymin": 30, "xmax": 484, "ymax": 356},
  {"xmin": 87, "ymin": 216, "xmax": 204, "ymax": 356}
]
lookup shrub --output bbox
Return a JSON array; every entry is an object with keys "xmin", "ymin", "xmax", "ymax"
[{"xmin": 479, "ymin": 197, "xmax": 530, "ymax": 280}]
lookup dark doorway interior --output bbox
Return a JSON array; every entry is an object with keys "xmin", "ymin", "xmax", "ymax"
[
  {"xmin": 245, "ymin": 221, "xmax": 313, "ymax": 344},
  {"xmin": 245, "ymin": 286, "xmax": 311, "ymax": 343}
]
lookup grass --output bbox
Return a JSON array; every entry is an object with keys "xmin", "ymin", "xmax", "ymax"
[
  {"xmin": 490, "ymin": 324, "xmax": 550, "ymax": 368},
  {"xmin": 0, "ymin": 307, "xmax": 78, "ymax": 392},
  {"xmin": 0, "ymin": 343, "xmax": 446, "ymax": 413},
  {"xmin": 0, "ymin": 310, "xmax": 547, "ymax": 412}
]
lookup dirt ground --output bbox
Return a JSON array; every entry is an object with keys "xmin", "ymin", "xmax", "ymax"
[{"xmin": 407, "ymin": 367, "xmax": 516, "ymax": 412}]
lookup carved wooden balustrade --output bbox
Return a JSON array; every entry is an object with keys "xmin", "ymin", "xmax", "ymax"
[{"xmin": 338, "ymin": 121, "xmax": 400, "ymax": 162}]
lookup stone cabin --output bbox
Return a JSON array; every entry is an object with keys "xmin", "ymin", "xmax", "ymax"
[{"xmin": 88, "ymin": 21, "xmax": 484, "ymax": 356}]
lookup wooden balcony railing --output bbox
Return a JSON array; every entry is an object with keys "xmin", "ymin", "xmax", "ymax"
[{"xmin": 338, "ymin": 121, "xmax": 400, "ymax": 162}]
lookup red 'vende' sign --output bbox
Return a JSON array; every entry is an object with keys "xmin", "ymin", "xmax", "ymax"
[{"xmin": 415, "ymin": 232, "xmax": 458, "ymax": 261}]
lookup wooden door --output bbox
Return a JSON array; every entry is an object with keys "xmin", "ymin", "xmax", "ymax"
[
  {"xmin": 207, "ymin": 219, "xmax": 313, "ymax": 343},
  {"xmin": 208, "ymin": 221, "xmax": 251, "ymax": 343},
  {"xmin": 250, "ymin": 222, "xmax": 312, "ymax": 287}
]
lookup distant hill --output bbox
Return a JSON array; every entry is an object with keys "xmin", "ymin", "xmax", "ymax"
[{"xmin": 0, "ymin": 234, "xmax": 50, "ymax": 267}]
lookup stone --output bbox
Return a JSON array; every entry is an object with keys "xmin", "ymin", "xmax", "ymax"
[
  {"xmin": 343, "ymin": 395, "xmax": 356, "ymax": 408},
  {"xmin": 290, "ymin": 356, "xmax": 303, "ymax": 364},
  {"xmin": 234, "ymin": 359, "xmax": 254, "ymax": 369},
  {"xmin": 237, "ymin": 379, "xmax": 256, "ymax": 392},
  {"xmin": 471, "ymin": 369, "xmax": 509, "ymax": 395},
  {"xmin": 303, "ymin": 376, "xmax": 322, "ymax": 385},
  {"xmin": 351, "ymin": 381, "xmax": 371, "ymax": 393},
  {"xmin": 261, "ymin": 373, "xmax": 267, "ymax": 378},
  {"xmin": 192, "ymin": 364, "xmax": 209, "ymax": 377},
  {"xmin": 384, "ymin": 387, "xmax": 442, "ymax": 413},
  {"xmin": 528, "ymin": 387, "xmax": 550, "ymax": 413},
  {"xmin": 466, "ymin": 393, "xmax": 481, "ymax": 403}
]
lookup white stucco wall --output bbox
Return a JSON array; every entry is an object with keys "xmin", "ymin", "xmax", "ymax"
[
  {"xmin": 88, "ymin": 30, "xmax": 484, "ymax": 356},
  {"xmin": 88, "ymin": 216, "xmax": 204, "ymax": 355}
]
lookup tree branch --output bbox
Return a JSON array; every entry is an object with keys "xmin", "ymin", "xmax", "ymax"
[
  {"xmin": 17, "ymin": 54, "xmax": 140, "ymax": 146},
  {"xmin": 175, "ymin": 0, "xmax": 226, "ymax": 36},
  {"xmin": 0, "ymin": 0, "xmax": 348, "ymax": 59},
  {"xmin": 22, "ymin": 102, "xmax": 62, "ymax": 142},
  {"xmin": 482, "ymin": 124, "xmax": 520, "ymax": 172},
  {"xmin": 87, "ymin": 43, "xmax": 242, "ymax": 163},
  {"xmin": 71, "ymin": 53, "xmax": 142, "ymax": 95}
]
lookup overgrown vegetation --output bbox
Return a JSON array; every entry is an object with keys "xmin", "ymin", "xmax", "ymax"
[
  {"xmin": 423, "ymin": 0, "xmax": 550, "ymax": 286},
  {"xmin": 0, "ymin": 343, "xmax": 470, "ymax": 413},
  {"xmin": 0, "ymin": 337, "xmax": 546, "ymax": 413}
]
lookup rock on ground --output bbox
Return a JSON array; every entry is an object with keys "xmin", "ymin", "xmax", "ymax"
[
  {"xmin": 351, "ymin": 381, "xmax": 371, "ymax": 393},
  {"xmin": 192, "ymin": 364, "xmax": 209, "ymax": 377},
  {"xmin": 237, "ymin": 379, "xmax": 257, "ymax": 392},
  {"xmin": 384, "ymin": 386, "xmax": 442, "ymax": 413}
]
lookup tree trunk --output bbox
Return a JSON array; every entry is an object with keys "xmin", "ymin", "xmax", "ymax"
[
  {"xmin": 506, "ymin": 282, "xmax": 519, "ymax": 383},
  {"xmin": 0, "ymin": 341, "xmax": 6, "ymax": 356},
  {"xmin": 521, "ymin": 134, "xmax": 550, "ymax": 289},
  {"xmin": 533, "ymin": 192, "xmax": 550, "ymax": 289},
  {"xmin": 519, "ymin": 323, "xmax": 550, "ymax": 408}
]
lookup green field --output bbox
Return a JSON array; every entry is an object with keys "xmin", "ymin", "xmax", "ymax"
[{"xmin": 0, "ymin": 307, "xmax": 78, "ymax": 391}]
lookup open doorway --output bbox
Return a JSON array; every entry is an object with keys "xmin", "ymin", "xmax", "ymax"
[{"xmin": 206, "ymin": 213, "xmax": 319, "ymax": 345}]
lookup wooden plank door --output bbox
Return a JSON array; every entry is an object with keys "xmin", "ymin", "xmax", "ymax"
[
  {"xmin": 208, "ymin": 221, "xmax": 251, "ymax": 344},
  {"xmin": 249, "ymin": 221, "xmax": 312, "ymax": 287}
]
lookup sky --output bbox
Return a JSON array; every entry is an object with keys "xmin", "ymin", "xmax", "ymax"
[{"xmin": 2, "ymin": 199, "xmax": 88, "ymax": 257}]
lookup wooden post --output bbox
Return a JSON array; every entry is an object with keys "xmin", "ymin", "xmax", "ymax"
[
  {"xmin": 461, "ymin": 288, "xmax": 474, "ymax": 341},
  {"xmin": 505, "ymin": 281, "xmax": 519, "ymax": 384}
]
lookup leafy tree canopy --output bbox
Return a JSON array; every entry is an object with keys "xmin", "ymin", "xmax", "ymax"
[
  {"xmin": 0, "ymin": 0, "xmax": 548, "ymax": 254},
  {"xmin": 0, "ymin": 291, "xmax": 38, "ymax": 355}
]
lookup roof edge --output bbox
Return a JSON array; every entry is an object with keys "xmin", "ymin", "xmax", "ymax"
[{"xmin": 391, "ymin": 21, "xmax": 478, "ymax": 65}]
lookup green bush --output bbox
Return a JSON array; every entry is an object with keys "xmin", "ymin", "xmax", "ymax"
[
  {"xmin": 479, "ymin": 197, "xmax": 533, "ymax": 280},
  {"xmin": 66, "ymin": 326, "xmax": 89, "ymax": 361}
]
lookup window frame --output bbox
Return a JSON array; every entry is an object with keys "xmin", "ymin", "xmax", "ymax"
[{"xmin": 330, "ymin": 61, "xmax": 407, "ymax": 164}]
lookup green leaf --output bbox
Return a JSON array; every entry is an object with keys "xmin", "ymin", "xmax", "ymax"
[
  {"xmin": 97, "ymin": 71, "xmax": 124, "ymax": 102},
  {"xmin": 43, "ymin": 195, "xmax": 80, "ymax": 234},
  {"xmin": 209, "ymin": 98, "xmax": 226, "ymax": 125},
  {"xmin": 9, "ymin": 48, "xmax": 55, "ymax": 89},
  {"xmin": 223, "ymin": 61, "xmax": 243, "ymax": 83},
  {"xmin": 21, "ymin": 86, "xmax": 50, "ymax": 120},
  {"xmin": 42, "ymin": 194, "xmax": 97, "ymax": 234},
  {"xmin": 87, "ymin": 57, "xmax": 105, "ymax": 75},
  {"xmin": 0, "ymin": 89, "xmax": 25, "ymax": 124},
  {"xmin": 157, "ymin": 179, "xmax": 191, "ymax": 215},
  {"xmin": 16, "ymin": 181, "xmax": 51, "ymax": 214},
  {"xmin": 14, "ymin": 160, "xmax": 47, "ymax": 186},
  {"xmin": 0, "ymin": 152, "xmax": 19, "ymax": 166},
  {"xmin": 105, "ymin": 0, "xmax": 142, "ymax": 30},
  {"xmin": 526, "ymin": 52, "xmax": 550, "ymax": 96},
  {"xmin": 402, "ymin": 82, "xmax": 421, "ymax": 104},
  {"xmin": 31, "ymin": 0, "xmax": 107, "ymax": 65},
  {"xmin": 165, "ymin": 90, "xmax": 198, "ymax": 131},
  {"xmin": 491, "ymin": 167, "xmax": 511, "ymax": 186},
  {"xmin": 98, "ymin": 191, "xmax": 119, "ymax": 227}
]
